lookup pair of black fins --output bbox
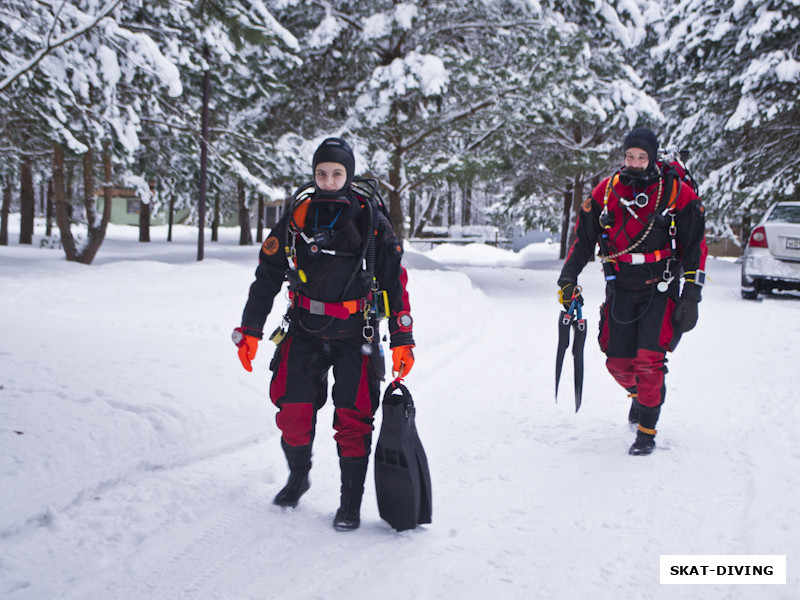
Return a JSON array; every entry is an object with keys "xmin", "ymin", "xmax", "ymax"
[
  {"xmin": 555, "ymin": 300, "xmax": 586, "ymax": 412},
  {"xmin": 374, "ymin": 381, "xmax": 432, "ymax": 531}
]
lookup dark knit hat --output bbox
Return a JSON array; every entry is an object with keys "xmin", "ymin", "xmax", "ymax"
[
  {"xmin": 312, "ymin": 137, "xmax": 355, "ymax": 190},
  {"xmin": 623, "ymin": 128, "xmax": 659, "ymax": 168}
]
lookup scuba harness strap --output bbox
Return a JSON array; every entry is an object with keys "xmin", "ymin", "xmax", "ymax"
[
  {"xmin": 276, "ymin": 179, "xmax": 390, "ymax": 341},
  {"xmin": 598, "ymin": 162, "xmax": 685, "ymax": 290},
  {"xmin": 595, "ymin": 162, "xmax": 687, "ymax": 331}
]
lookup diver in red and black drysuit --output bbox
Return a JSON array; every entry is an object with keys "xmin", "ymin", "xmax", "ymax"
[
  {"xmin": 557, "ymin": 128, "xmax": 708, "ymax": 456},
  {"xmin": 233, "ymin": 138, "xmax": 415, "ymax": 530}
]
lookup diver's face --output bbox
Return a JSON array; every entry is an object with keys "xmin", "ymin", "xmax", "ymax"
[
  {"xmin": 315, "ymin": 162, "xmax": 347, "ymax": 191},
  {"xmin": 624, "ymin": 148, "xmax": 649, "ymax": 172}
]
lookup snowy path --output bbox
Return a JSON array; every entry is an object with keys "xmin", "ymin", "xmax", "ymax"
[{"xmin": 1, "ymin": 236, "xmax": 798, "ymax": 599}]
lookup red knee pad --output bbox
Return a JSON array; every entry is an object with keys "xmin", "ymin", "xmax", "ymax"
[
  {"xmin": 276, "ymin": 403, "xmax": 314, "ymax": 447},
  {"xmin": 333, "ymin": 408, "xmax": 373, "ymax": 457},
  {"xmin": 632, "ymin": 349, "xmax": 667, "ymax": 407},
  {"xmin": 606, "ymin": 357, "xmax": 637, "ymax": 389}
]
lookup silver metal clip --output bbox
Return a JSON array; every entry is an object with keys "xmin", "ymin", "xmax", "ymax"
[
  {"xmin": 308, "ymin": 299, "xmax": 325, "ymax": 315},
  {"xmin": 657, "ymin": 267, "xmax": 674, "ymax": 292}
]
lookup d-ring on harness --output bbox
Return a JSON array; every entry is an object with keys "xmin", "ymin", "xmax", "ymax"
[{"xmin": 597, "ymin": 167, "xmax": 682, "ymax": 294}]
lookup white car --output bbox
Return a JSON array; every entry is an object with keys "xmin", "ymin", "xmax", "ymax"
[{"xmin": 741, "ymin": 201, "xmax": 800, "ymax": 299}]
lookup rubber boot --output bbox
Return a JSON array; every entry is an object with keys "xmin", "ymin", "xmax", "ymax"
[
  {"xmin": 333, "ymin": 457, "xmax": 368, "ymax": 531},
  {"xmin": 273, "ymin": 440, "xmax": 312, "ymax": 508},
  {"xmin": 626, "ymin": 387, "xmax": 639, "ymax": 425},
  {"xmin": 628, "ymin": 405, "xmax": 660, "ymax": 456}
]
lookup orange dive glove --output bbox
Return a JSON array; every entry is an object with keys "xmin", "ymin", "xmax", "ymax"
[
  {"xmin": 232, "ymin": 327, "xmax": 259, "ymax": 372},
  {"xmin": 392, "ymin": 345, "xmax": 415, "ymax": 378}
]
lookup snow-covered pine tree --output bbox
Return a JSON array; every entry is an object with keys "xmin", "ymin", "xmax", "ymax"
[
  {"xmin": 0, "ymin": 0, "xmax": 184, "ymax": 262},
  {"xmin": 651, "ymin": 0, "xmax": 800, "ymax": 238},
  {"xmin": 121, "ymin": 0, "xmax": 299, "ymax": 256},
  {"xmin": 266, "ymin": 1, "xmax": 598, "ymax": 240},
  {"xmin": 489, "ymin": 0, "xmax": 663, "ymax": 256},
  {"xmin": 1, "ymin": 1, "xmax": 299, "ymax": 259}
]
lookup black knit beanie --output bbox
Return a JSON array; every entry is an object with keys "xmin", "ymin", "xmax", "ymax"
[
  {"xmin": 312, "ymin": 137, "xmax": 355, "ymax": 191},
  {"xmin": 623, "ymin": 128, "xmax": 659, "ymax": 169}
]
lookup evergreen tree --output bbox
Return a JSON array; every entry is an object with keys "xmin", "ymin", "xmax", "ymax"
[
  {"xmin": 489, "ymin": 1, "xmax": 663, "ymax": 254},
  {"xmin": 121, "ymin": 0, "xmax": 299, "ymax": 255},
  {"xmin": 267, "ymin": 1, "xmax": 605, "ymax": 240},
  {"xmin": 651, "ymin": 0, "xmax": 800, "ymax": 235},
  {"xmin": 0, "ymin": 0, "xmax": 184, "ymax": 261}
]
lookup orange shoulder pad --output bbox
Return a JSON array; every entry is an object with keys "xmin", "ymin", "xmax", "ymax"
[{"xmin": 292, "ymin": 198, "xmax": 310, "ymax": 228}]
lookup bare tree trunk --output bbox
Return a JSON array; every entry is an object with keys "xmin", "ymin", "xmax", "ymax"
[
  {"xmin": 447, "ymin": 183, "xmax": 455, "ymax": 227},
  {"xmin": 52, "ymin": 144, "xmax": 78, "ymax": 261},
  {"xmin": 100, "ymin": 142, "xmax": 113, "ymax": 231},
  {"xmin": 139, "ymin": 181, "xmax": 153, "ymax": 242},
  {"xmin": 431, "ymin": 193, "xmax": 444, "ymax": 227},
  {"xmin": 19, "ymin": 155, "xmax": 34, "ymax": 244},
  {"xmin": 238, "ymin": 179, "xmax": 252, "ymax": 246},
  {"xmin": 408, "ymin": 191, "xmax": 416, "ymax": 235},
  {"xmin": 211, "ymin": 192, "xmax": 219, "ymax": 242},
  {"xmin": 139, "ymin": 201, "xmax": 151, "ymax": 242},
  {"xmin": 256, "ymin": 195, "xmax": 264, "ymax": 243},
  {"xmin": 167, "ymin": 191, "xmax": 175, "ymax": 242},
  {"xmin": 565, "ymin": 172, "xmax": 585, "ymax": 258},
  {"xmin": 65, "ymin": 160, "xmax": 74, "ymax": 221},
  {"xmin": 413, "ymin": 191, "xmax": 439, "ymax": 238},
  {"xmin": 76, "ymin": 141, "xmax": 113, "ymax": 264},
  {"xmin": 388, "ymin": 145, "xmax": 405, "ymax": 241},
  {"xmin": 82, "ymin": 148, "xmax": 96, "ymax": 228},
  {"xmin": 0, "ymin": 184, "xmax": 11, "ymax": 245},
  {"xmin": 562, "ymin": 125, "xmax": 588, "ymax": 260},
  {"xmin": 46, "ymin": 179, "xmax": 54, "ymax": 236},
  {"xmin": 462, "ymin": 185, "xmax": 472, "ymax": 226},
  {"xmin": 197, "ymin": 46, "xmax": 211, "ymax": 262}
]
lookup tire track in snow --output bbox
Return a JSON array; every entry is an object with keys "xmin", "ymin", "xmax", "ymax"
[{"xmin": 106, "ymin": 490, "xmax": 265, "ymax": 599}]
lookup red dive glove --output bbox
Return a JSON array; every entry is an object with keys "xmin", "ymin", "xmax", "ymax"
[
  {"xmin": 392, "ymin": 345, "xmax": 415, "ymax": 378},
  {"xmin": 232, "ymin": 327, "xmax": 259, "ymax": 372}
]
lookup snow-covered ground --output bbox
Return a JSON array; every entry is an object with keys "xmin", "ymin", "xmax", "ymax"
[{"xmin": 1, "ymin": 218, "xmax": 797, "ymax": 599}]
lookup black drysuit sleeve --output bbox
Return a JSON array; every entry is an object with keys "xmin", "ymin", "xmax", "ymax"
[
  {"xmin": 374, "ymin": 213, "xmax": 415, "ymax": 348},
  {"xmin": 240, "ymin": 214, "xmax": 291, "ymax": 338},
  {"xmin": 674, "ymin": 198, "xmax": 708, "ymax": 281},
  {"xmin": 559, "ymin": 196, "xmax": 603, "ymax": 284}
]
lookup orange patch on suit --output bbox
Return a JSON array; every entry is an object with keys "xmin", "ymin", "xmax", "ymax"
[
  {"xmin": 582, "ymin": 198, "xmax": 592, "ymax": 212},
  {"xmin": 262, "ymin": 236, "xmax": 280, "ymax": 256}
]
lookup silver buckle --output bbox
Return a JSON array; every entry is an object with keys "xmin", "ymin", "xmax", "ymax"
[{"xmin": 308, "ymin": 299, "xmax": 325, "ymax": 315}]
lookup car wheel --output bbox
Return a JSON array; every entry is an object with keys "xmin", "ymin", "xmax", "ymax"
[
  {"xmin": 741, "ymin": 270, "xmax": 760, "ymax": 299},
  {"xmin": 741, "ymin": 288, "xmax": 759, "ymax": 300}
]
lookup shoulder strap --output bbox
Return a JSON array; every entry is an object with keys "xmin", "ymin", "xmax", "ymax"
[
  {"xmin": 287, "ymin": 181, "xmax": 316, "ymax": 232},
  {"xmin": 292, "ymin": 198, "xmax": 311, "ymax": 228},
  {"xmin": 659, "ymin": 165, "xmax": 680, "ymax": 212}
]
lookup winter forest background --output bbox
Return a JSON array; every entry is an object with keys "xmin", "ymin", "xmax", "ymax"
[{"xmin": 1, "ymin": 0, "xmax": 798, "ymax": 263}]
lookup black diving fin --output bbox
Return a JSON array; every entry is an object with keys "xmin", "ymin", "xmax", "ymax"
[{"xmin": 374, "ymin": 380, "xmax": 432, "ymax": 531}]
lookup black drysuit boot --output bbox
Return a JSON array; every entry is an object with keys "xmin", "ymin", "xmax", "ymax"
[
  {"xmin": 629, "ymin": 405, "xmax": 661, "ymax": 456},
  {"xmin": 626, "ymin": 387, "xmax": 639, "ymax": 425},
  {"xmin": 273, "ymin": 440, "xmax": 312, "ymax": 508},
  {"xmin": 333, "ymin": 457, "xmax": 368, "ymax": 531}
]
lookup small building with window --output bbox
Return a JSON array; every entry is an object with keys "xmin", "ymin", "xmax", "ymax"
[{"xmin": 95, "ymin": 187, "xmax": 285, "ymax": 228}]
